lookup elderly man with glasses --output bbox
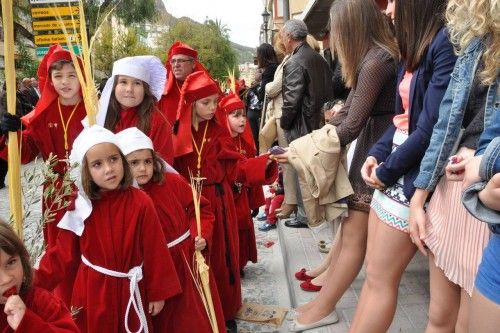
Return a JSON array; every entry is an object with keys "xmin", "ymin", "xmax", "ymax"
[{"xmin": 158, "ymin": 41, "xmax": 209, "ymax": 126}]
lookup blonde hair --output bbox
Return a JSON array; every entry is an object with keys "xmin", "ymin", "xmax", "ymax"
[
  {"xmin": 330, "ymin": 0, "xmax": 399, "ymax": 88},
  {"xmin": 446, "ymin": 0, "xmax": 500, "ymax": 84}
]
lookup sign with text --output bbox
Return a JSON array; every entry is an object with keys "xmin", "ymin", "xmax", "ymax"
[
  {"xmin": 29, "ymin": 0, "xmax": 76, "ymax": 3},
  {"xmin": 31, "ymin": 6, "xmax": 80, "ymax": 18},
  {"xmin": 36, "ymin": 45, "xmax": 82, "ymax": 57},
  {"xmin": 33, "ymin": 19, "xmax": 80, "ymax": 31},
  {"xmin": 35, "ymin": 33, "xmax": 81, "ymax": 45}
]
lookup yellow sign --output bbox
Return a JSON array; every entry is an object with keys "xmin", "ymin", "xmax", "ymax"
[
  {"xmin": 33, "ymin": 19, "xmax": 80, "ymax": 31},
  {"xmin": 35, "ymin": 33, "xmax": 81, "ymax": 45},
  {"xmin": 31, "ymin": 6, "xmax": 79, "ymax": 18}
]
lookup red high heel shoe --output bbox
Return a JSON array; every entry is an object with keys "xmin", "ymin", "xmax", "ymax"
[
  {"xmin": 300, "ymin": 280, "xmax": 322, "ymax": 292},
  {"xmin": 294, "ymin": 268, "xmax": 313, "ymax": 281}
]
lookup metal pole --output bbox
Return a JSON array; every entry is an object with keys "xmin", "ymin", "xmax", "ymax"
[{"xmin": 283, "ymin": 0, "xmax": 290, "ymax": 21}]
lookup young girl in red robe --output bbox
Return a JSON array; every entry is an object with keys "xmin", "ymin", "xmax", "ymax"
[
  {"xmin": 0, "ymin": 221, "xmax": 79, "ymax": 332},
  {"xmin": 172, "ymin": 71, "xmax": 242, "ymax": 332},
  {"xmin": 116, "ymin": 127, "xmax": 226, "ymax": 333},
  {"xmin": 35, "ymin": 125, "xmax": 181, "ymax": 333},
  {"xmin": 95, "ymin": 56, "xmax": 174, "ymax": 164},
  {"xmin": 219, "ymin": 93, "xmax": 278, "ymax": 272},
  {"xmin": 0, "ymin": 44, "xmax": 87, "ymax": 305}
]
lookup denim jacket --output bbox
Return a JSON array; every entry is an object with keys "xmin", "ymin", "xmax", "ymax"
[
  {"xmin": 369, "ymin": 28, "xmax": 457, "ymax": 199},
  {"xmin": 414, "ymin": 37, "xmax": 499, "ymax": 191}
]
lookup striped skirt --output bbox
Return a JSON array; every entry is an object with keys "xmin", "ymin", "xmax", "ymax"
[{"xmin": 424, "ymin": 176, "xmax": 491, "ymax": 295}]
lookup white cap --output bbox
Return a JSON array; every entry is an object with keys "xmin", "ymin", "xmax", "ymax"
[
  {"xmin": 58, "ymin": 125, "xmax": 120, "ymax": 236},
  {"xmin": 89, "ymin": 55, "xmax": 167, "ymax": 127},
  {"xmin": 116, "ymin": 127, "xmax": 178, "ymax": 174}
]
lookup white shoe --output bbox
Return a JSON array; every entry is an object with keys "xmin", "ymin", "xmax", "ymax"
[{"xmin": 288, "ymin": 310, "xmax": 339, "ymax": 332}]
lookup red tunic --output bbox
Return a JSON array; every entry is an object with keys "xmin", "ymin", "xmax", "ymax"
[
  {"xmin": 173, "ymin": 119, "xmax": 242, "ymax": 321},
  {"xmin": 228, "ymin": 137, "xmax": 278, "ymax": 269},
  {"xmin": 0, "ymin": 101, "xmax": 87, "ymax": 305},
  {"xmin": 0, "ymin": 287, "xmax": 80, "ymax": 333},
  {"xmin": 35, "ymin": 187, "xmax": 181, "ymax": 333},
  {"xmin": 157, "ymin": 84, "xmax": 181, "ymax": 125},
  {"xmin": 143, "ymin": 173, "xmax": 226, "ymax": 333},
  {"xmin": 112, "ymin": 107, "xmax": 174, "ymax": 165}
]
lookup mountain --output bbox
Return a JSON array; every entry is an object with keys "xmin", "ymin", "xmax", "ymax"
[{"xmin": 155, "ymin": 1, "xmax": 255, "ymax": 64}]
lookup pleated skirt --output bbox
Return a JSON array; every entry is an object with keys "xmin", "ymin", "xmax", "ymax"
[{"xmin": 424, "ymin": 177, "xmax": 491, "ymax": 295}]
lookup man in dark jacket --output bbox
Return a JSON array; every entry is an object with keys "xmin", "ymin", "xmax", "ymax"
[{"xmin": 280, "ymin": 19, "xmax": 334, "ymax": 228}]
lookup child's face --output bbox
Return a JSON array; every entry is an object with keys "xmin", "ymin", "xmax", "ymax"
[
  {"xmin": 114, "ymin": 75, "xmax": 145, "ymax": 109},
  {"xmin": 51, "ymin": 63, "xmax": 81, "ymax": 104},
  {"xmin": 227, "ymin": 110, "xmax": 247, "ymax": 137},
  {"xmin": 0, "ymin": 251, "xmax": 23, "ymax": 304},
  {"xmin": 126, "ymin": 149, "xmax": 154, "ymax": 186},
  {"xmin": 193, "ymin": 94, "xmax": 218, "ymax": 122},
  {"xmin": 86, "ymin": 143, "xmax": 124, "ymax": 192}
]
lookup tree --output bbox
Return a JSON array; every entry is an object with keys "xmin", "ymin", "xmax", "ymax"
[
  {"xmin": 15, "ymin": 43, "xmax": 38, "ymax": 79},
  {"xmin": 155, "ymin": 18, "xmax": 238, "ymax": 81}
]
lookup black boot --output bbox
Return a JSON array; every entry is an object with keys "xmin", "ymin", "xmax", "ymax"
[{"xmin": 225, "ymin": 319, "xmax": 237, "ymax": 333}]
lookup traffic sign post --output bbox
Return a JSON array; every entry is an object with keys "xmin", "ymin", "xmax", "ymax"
[{"xmin": 29, "ymin": 1, "xmax": 82, "ymax": 58}]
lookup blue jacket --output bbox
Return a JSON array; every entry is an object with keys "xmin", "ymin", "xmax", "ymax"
[
  {"xmin": 369, "ymin": 28, "xmax": 457, "ymax": 199},
  {"xmin": 476, "ymin": 100, "xmax": 500, "ymax": 158},
  {"xmin": 414, "ymin": 37, "xmax": 499, "ymax": 191}
]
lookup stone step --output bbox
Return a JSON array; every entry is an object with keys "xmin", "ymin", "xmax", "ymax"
[{"xmin": 276, "ymin": 219, "xmax": 430, "ymax": 332}]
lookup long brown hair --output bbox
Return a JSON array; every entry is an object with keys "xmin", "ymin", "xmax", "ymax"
[
  {"xmin": 329, "ymin": 0, "xmax": 399, "ymax": 88},
  {"xmin": 0, "ymin": 221, "xmax": 32, "ymax": 296},
  {"xmin": 81, "ymin": 144, "xmax": 133, "ymax": 200},
  {"xmin": 395, "ymin": 0, "xmax": 447, "ymax": 71},
  {"xmin": 104, "ymin": 76, "xmax": 157, "ymax": 134}
]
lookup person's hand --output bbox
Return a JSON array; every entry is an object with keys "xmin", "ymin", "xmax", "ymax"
[
  {"xmin": 269, "ymin": 148, "xmax": 289, "ymax": 164},
  {"xmin": 194, "ymin": 236, "xmax": 207, "ymax": 251},
  {"xmin": 446, "ymin": 148, "xmax": 475, "ymax": 182},
  {"xmin": 361, "ymin": 156, "xmax": 383, "ymax": 189},
  {"xmin": 462, "ymin": 155, "xmax": 483, "ymax": 188},
  {"xmin": 0, "ymin": 113, "xmax": 22, "ymax": 134},
  {"xmin": 369, "ymin": 165, "xmax": 385, "ymax": 189},
  {"xmin": 478, "ymin": 173, "xmax": 500, "ymax": 211},
  {"xmin": 409, "ymin": 189, "xmax": 430, "ymax": 255},
  {"xmin": 4, "ymin": 295, "xmax": 26, "ymax": 330},
  {"xmin": 148, "ymin": 300, "xmax": 164, "ymax": 316}
]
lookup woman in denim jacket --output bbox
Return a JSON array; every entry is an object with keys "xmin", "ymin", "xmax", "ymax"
[
  {"xmin": 351, "ymin": 0, "xmax": 456, "ymax": 331},
  {"xmin": 461, "ymin": 110, "xmax": 500, "ymax": 332},
  {"xmin": 409, "ymin": 0, "xmax": 498, "ymax": 330}
]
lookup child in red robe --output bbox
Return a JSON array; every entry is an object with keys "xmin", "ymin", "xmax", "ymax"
[
  {"xmin": 172, "ymin": 71, "xmax": 242, "ymax": 332},
  {"xmin": 116, "ymin": 127, "xmax": 226, "ymax": 333},
  {"xmin": 95, "ymin": 56, "xmax": 174, "ymax": 164},
  {"xmin": 35, "ymin": 125, "xmax": 181, "ymax": 333},
  {"xmin": 0, "ymin": 44, "xmax": 87, "ymax": 305},
  {"xmin": 0, "ymin": 221, "xmax": 79, "ymax": 332},
  {"xmin": 219, "ymin": 93, "xmax": 278, "ymax": 272}
]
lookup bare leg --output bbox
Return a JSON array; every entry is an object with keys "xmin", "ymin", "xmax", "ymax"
[
  {"xmin": 306, "ymin": 237, "xmax": 337, "ymax": 277},
  {"xmin": 455, "ymin": 288, "xmax": 470, "ymax": 333},
  {"xmin": 469, "ymin": 288, "xmax": 500, "ymax": 333},
  {"xmin": 349, "ymin": 211, "xmax": 416, "ymax": 333},
  {"xmin": 296, "ymin": 210, "xmax": 369, "ymax": 325},
  {"xmin": 425, "ymin": 252, "xmax": 460, "ymax": 333}
]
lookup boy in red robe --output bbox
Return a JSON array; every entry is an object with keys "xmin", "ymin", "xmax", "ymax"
[
  {"xmin": 0, "ymin": 44, "xmax": 87, "ymax": 305},
  {"xmin": 219, "ymin": 93, "xmax": 278, "ymax": 272},
  {"xmin": 35, "ymin": 125, "xmax": 181, "ymax": 333},
  {"xmin": 94, "ymin": 55, "xmax": 174, "ymax": 164},
  {"xmin": 116, "ymin": 127, "xmax": 226, "ymax": 332},
  {"xmin": 172, "ymin": 71, "xmax": 242, "ymax": 332}
]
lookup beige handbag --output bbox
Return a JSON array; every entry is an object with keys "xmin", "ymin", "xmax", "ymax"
[{"xmin": 258, "ymin": 115, "xmax": 277, "ymax": 153}]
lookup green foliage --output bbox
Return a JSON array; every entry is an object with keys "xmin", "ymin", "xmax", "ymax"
[
  {"xmin": 154, "ymin": 18, "xmax": 239, "ymax": 81},
  {"xmin": 92, "ymin": 21, "xmax": 153, "ymax": 77},
  {"xmin": 15, "ymin": 43, "xmax": 39, "ymax": 79}
]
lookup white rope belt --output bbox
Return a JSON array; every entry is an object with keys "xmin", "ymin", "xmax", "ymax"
[
  {"xmin": 81, "ymin": 255, "xmax": 148, "ymax": 333},
  {"xmin": 167, "ymin": 230, "xmax": 190, "ymax": 248}
]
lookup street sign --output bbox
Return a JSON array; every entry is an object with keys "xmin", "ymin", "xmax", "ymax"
[
  {"xmin": 31, "ymin": 6, "xmax": 80, "ymax": 19},
  {"xmin": 36, "ymin": 45, "xmax": 82, "ymax": 58},
  {"xmin": 35, "ymin": 33, "xmax": 81, "ymax": 45},
  {"xmin": 33, "ymin": 19, "xmax": 80, "ymax": 31}
]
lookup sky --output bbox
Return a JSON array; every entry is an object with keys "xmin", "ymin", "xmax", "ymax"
[{"xmin": 162, "ymin": 0, "xmax": 265, "ymax": 48}]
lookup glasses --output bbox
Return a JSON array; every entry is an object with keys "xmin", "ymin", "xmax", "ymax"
[{"xmin": 169, "ymin": 58, "xmax": 193, "ymax": 65}]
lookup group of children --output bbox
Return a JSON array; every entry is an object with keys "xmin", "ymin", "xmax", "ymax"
[{"xmin": 0, "ymin": 42, "xmax": 277, "ymax": 332}]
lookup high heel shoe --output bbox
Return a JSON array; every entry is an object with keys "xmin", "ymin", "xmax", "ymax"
[
  {"xmin": 300, "ymin": 280, "xmax": 322, "ymax": 292},
  {"xmin": 288, "ymin": 310, "xmax": 339, "ymax": 331},
  {"xmin": 276, "ymin": 203, "xmax": 297, "ymax": 219}
]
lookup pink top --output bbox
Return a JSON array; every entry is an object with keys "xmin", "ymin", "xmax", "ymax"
[{"xmin": 393, "ymin": 71, "xmax": 413, "ymax": 131}]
